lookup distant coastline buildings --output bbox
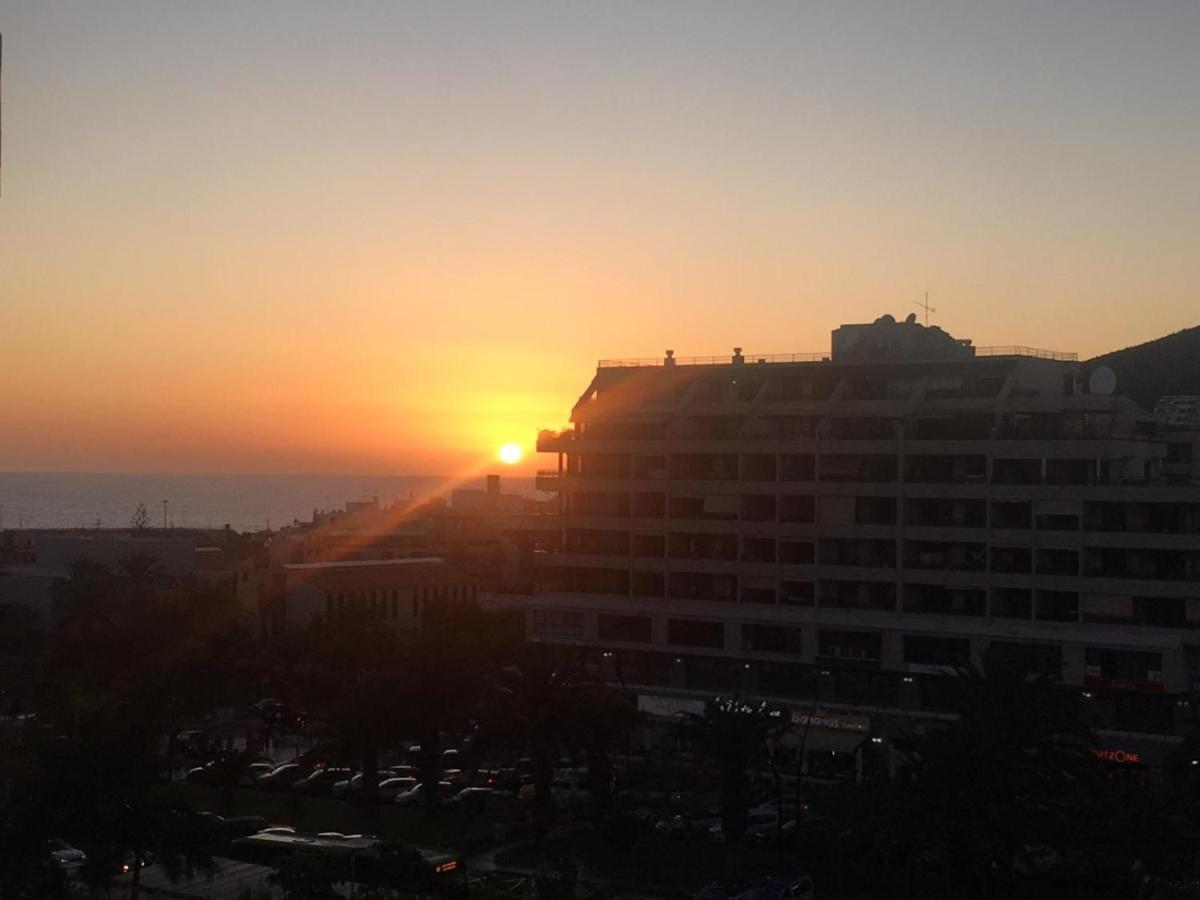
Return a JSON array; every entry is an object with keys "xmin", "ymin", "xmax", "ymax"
[{"xmin": 517, "ymin": 314, "xmax": 1200, "ymax": 767}]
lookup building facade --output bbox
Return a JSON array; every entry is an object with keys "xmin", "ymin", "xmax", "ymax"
[
  {"xmin": 525, "ymin": 316, "xmax": 1200, "ymax": 758},
  {"xmin": 265, "ymin": 557, "xmax": 479, "ymax": 637}
]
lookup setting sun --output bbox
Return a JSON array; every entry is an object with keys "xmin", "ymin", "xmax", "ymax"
[{"xmin": 498, "ymin": 442, "xmax": 523, "ymax": 465}]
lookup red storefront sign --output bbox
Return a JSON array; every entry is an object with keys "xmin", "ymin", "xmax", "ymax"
[
  {"xmin": 1092, "ymin": 748, "xmax": 1141, "ymax": 765},
  {"xmin": 1083, "ymin": 676, "xmax": 1166, "ymax": 694}
]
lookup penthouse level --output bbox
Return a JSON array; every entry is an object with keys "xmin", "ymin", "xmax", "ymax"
[{"xmin": 524, "ymin": 315, "xmax": 1200, "ymax": 743}]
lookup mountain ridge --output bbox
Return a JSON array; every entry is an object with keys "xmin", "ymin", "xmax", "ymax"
[{"xmin": 1083, "ymin": 325, "xmax": 1200, "ymax": 411}]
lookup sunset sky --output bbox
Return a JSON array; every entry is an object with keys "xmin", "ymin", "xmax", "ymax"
[{"xmin": 2, "ymin": 2, "xmax": 1198, "ymax": 475}]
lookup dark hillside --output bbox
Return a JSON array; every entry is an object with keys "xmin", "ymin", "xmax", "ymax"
[{"xmin": 1083, "ymin": 326, "xmax": 1200, "ymax": 410}]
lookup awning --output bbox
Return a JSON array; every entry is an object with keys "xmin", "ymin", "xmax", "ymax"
[
  {"xmin": 803, "ymin": 729, "xmax": 869, "ymax": 754},
  {"xmin": 778, "ymin": 727, "xmax": 868, "ymax": 754}
]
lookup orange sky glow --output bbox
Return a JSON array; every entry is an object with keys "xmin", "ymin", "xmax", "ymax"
[{"xmin": 1, "ymin": 4, "xmax": 1197, "ymax": 476}]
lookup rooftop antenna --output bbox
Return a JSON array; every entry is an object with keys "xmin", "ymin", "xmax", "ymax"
[{"xmin": 915, "ymin": 291, "xmax": 936, "ymax": 326}]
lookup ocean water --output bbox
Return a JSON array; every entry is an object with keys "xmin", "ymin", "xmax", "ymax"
[{"xmin": 0, "ymin": 472, "xmax": 538, "ymax": 532}]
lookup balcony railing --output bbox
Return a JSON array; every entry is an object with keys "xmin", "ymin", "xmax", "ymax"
[
  {"xmin": 535, "ymin": 469, "xmax": 564, "ymax": 490},
  {"xmin": 536, "ymin": 428, "xmax": 575, "ymax": 452}
]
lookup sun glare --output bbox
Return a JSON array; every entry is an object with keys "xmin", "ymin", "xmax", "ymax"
[{"xmin": 498, "ymin": 442, "xmax": 523, "ymax": 465}]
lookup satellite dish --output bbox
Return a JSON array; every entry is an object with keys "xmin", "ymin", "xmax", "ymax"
[{"xmin": 1088, "ymin": 366, "xmax": 1117, "ymax": 396}]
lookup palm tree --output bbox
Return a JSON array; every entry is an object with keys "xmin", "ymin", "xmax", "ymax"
[
  {"xmin": 305, "ymin": 605, "xmax": 404, "ymax": 828},
  {"xmin": 897, "ymin": 648, "xmax": 1095, "ymax": 897},
  {"xmin": 677, "ymin": 697, "xmax": 780, "ymax": 876},
  {"xmin": 0, "ymin": 602, "xmax": 45, "ymax": 715},
  {"xmin": 392, "ymin": 604, "xmax": 502, "ymax": 814},
  {"xmin": 115, "ymin": 549, "xmax": 173, "ymax": 601},
  {"xmin": 52, "ymin": 556, "xmax": 115, "ymax": 633},
  {"xmin": 576, "ymin": 680, "xmax": 639, "ymax": 819},
  {"xmin": 485, "ymin": 644, "xmax": 628, "ymax": 845},
  {"xmin": 206, "ymin": 748, "xmax": 262, "ymax": 815},
  {"xmin": 34, "ymin": 692, "xmax": 216, "ymax": 900}
]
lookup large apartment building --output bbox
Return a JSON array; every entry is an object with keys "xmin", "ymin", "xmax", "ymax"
[{"xmin": 527, "ymin": 315, "xmax": 1200, "ymax": 758}]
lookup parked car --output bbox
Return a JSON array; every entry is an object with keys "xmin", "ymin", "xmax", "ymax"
[
  {"xmin": 708, "ymin": 808, "xmax": 782, "ymax": 844},
  {"xmin": 748, "ymin": 814, "xmax": 836, "ymax": 849},
  {"xmin": 188, "ymin": 759, "xmax": 276, "ymax": 787},
  {"xmin": 656, "ymin": 810, "xmax": 722, "ymax": 840},
  {"xmin": 185, "ymin": 764, "xmax": 216, "ymax": 785},
  {"xmin": 394, "ymin": 781, "xmax": 455, "ymax": 807},
  {"xmin": 249, "ymin": 699, "xmax": 307, "ymax": 728},
  {"xmin": 692, "ymin": 883, "xmax": 741, "ymax": 900},
  {"xmin": 113, "ymin": 850, "xmax": 155, "ymax": 876},
  {"xmin": 332, "ymin": 773, "xmax": 362, "ymax": 797},
  {"xmin": 551, "ymin": 773, "xmax": 591, "ymax": 811},
  {"xmin": 733, "ymin": 875, "xmax": 814, "ymax": 900},
  {"xmin": 332, "ymin": 773, "xmax": 416, "ymax": 800},
  {"xmin": 292, "ymin": 767, "xmax": 355, "ymax": 796},
  {"xmin": 379, "ymin": 777, "xmax": 418, "ymax": 800},
  {"xmin": 476, "ymin": 767, "xmax": 520, "ymax": 791},
  {"xmin": 447, "ymin": 786, "xmax": 496, "ymax": 814},
  {"xmin": 48, "ymin": 839, "xmax": 86, "ymax": 870},
  {"xmin": 255, "ymin": 763, "xmax": 308, "ymax": 791}
]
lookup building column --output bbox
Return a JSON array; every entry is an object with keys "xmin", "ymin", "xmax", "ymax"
[{"xmin": 1061, "ymin": 643, "xmax": 1086, "ymax": 686}]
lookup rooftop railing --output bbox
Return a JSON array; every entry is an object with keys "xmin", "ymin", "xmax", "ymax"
[
  {"xmin": 598, "ymin": 351, "xmax": 827, "ymax": 368},
  {"xmin": 597, "ymin": 345, "xmax": 1077, "ymax": 367},
  {"xmin": 972, "ymin": 345, "xmax": 1078, "ymax": 361}
]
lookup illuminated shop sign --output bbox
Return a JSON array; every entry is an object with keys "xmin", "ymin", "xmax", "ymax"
[
  {"xmin": 789, "ymin": 709, "xmax": 871, "ymax": 733},
  {"xmin": 1092, "ymin": 748, "xmax": 1141, "ymax": 764}
]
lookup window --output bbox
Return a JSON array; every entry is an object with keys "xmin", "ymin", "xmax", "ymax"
[
  {"xmin": 903, "ymin": 635, "xmax": 970, "ymax": 667},
  {"xmin": 598, "ymin": 614, "xmax": 652, "ymax": 643},
  {"xmin": 779, "ymin": 541, "xmax": 814, "ymax": 565},
  {"xmin": 817, "ymin": 630, "xmax": 881, "ymax": 661},
  {"xmin": 1035, "ymin": 591, "xmax": 1078, "ymax": 622},
  {"xmin": 742, "ymin": 624, "xmax": 802, "ymax": 654},
  {"xmin": 1085, "ymin": 648, "xmax": 1163, "ymax": 682},
  {"xmin": 532, "ymin": 609, "xmax": 585, "ymax": 640},
  {"xmin": 779, "ymin": 494, "xmax": 815, "ymax": 523},
  {"xmin": 667, "ymin": 619, "xmax": 724, "ymax": 649},
  {"xmin": 989, "ymin": 642, "xmax": 1062, "ymax": 679},
  {"xmin": 780, "ymin": 581, "xmax": 815, "ymax": 606},
  {"xmin": 742, "ymin": 537, "xmax": 776, "ymax": 563}
]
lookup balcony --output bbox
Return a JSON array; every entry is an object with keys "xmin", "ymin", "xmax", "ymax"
[
  {"xmin": 535, "ymin": 469, "xmax": 564, "ymax": 491},
  {"xmin": 537, "ymin": 428, "xmax": 575, "ymax": 452}
]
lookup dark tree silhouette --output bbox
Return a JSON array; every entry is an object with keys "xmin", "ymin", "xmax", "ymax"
[
  {"xmin": 897, "ymin": 649, "xmax": 1095, "ymax": 897},
  {"xmin": 130, "ymin": 502, "xmax": 151, "ymax": 531},
  {"xmin": 485, "ymin": 644, "xmax": 629, "ymax": 845},
  {"xmin": 115, "ymin": 549, "xmax": 172, "ymax": 600},
  {"xmin": 677, "ymin": 697, "xmax": 780, "ymax": 875}
]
